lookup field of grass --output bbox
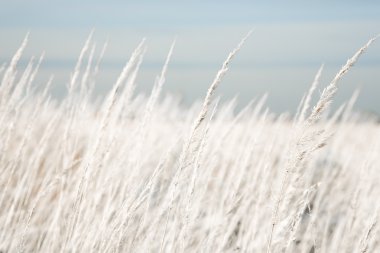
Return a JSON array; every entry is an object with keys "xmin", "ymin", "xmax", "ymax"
[{"xmin": 0, "ymin": 33, "xmax": 379, "ymax": 252}]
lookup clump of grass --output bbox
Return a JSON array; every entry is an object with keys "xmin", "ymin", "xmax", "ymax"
[{"xmin": 0, "ymin": 32, "xmax": 379, "ymax": 253}]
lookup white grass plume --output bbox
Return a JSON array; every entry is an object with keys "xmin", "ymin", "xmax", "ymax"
[
  {"xmin": 298, "ymin": 64, "xmax": 324, "ymax": 122},
  {"xmin": 307, "ymin": 35, "xmax": 379, "ymax": 125},
  {"xmin": 266, "ymin": 35, "xmax": 379, "ymax": 253},
  {"xmin": 159, "ymin": 31, "xmax": 251, "ymax": 252}
]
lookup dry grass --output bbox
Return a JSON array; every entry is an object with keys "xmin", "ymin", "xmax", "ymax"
[{"xmin": 0, "ymin": 33, "xmax": 379, "ymax": 253}]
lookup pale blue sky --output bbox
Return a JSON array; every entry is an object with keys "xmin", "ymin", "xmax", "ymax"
[{"xmin": 0, "ymin": 1, "xmax": 379, "ymax": 114}]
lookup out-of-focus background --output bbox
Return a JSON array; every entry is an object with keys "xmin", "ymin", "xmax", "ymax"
[{"xmin": 0, "ymin": 0, "xmax": 379, "ymax": 114}]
